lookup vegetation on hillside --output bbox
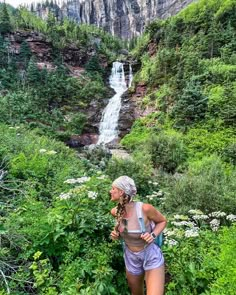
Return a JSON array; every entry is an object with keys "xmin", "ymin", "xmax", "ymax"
[
  {"xmin": 0, "ymin": 0, "xmax": 236, "ymax": 294},
  {"xmin": 118, "ymin": 0, "xmax": 236, "ymax": 293},
  {"xmin": 0, "ymin": 2, "xmax": 123, "ymax": 140}
]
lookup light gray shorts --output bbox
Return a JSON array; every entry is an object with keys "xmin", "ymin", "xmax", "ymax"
[{"xmin": 124, "ymin": 243, "xmax": 164, "ymax": 275}]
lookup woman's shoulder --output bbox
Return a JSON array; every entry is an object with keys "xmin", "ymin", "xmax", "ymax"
[{"xmin": 141, "ymin": 202, "xmax": 157, "ymax": 214}]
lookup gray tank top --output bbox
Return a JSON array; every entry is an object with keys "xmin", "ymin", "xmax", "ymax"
[{"xmin": 118, "ymin": 202, "xmax": 152, "ymax": 247}]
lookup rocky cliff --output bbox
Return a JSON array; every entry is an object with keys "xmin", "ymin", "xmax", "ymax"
[{"xmin": 58, "ymin": 0, "xmax": 197, "ymax": 39}]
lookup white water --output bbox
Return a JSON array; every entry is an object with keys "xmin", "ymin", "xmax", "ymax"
[{"xmin": 97, "ymin": 61, "xmax": 128, "ymax": 145}]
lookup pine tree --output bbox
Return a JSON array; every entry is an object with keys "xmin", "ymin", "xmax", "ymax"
[
  {"xmin": 19, "ymin": 40, "xmax": 32, "ymax": 67},
  {"xmin": 0, "ymin": 35, "xmax": 7, "ymax": 67},
  {"xmin": 0, "ymin": 2, "xmax": 12, "ymax": 35},
  {"xmin": 26, "ymin": 56, "xmax": 40, "ymax": 84}
]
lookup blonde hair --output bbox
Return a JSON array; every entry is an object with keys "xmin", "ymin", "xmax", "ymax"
[{"xmin": 114, "ymin": 194, "xmax": 131, "ymax": 233}]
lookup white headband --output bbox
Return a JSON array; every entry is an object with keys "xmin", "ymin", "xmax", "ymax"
[{"xmin": 112, "ymin": 176, "xmax": 137, "ymax": 197}]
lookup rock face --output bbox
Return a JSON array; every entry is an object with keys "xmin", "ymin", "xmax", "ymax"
[{"xmin": 58, "ymin": 0, "xmax": 197, "ymax": 39}]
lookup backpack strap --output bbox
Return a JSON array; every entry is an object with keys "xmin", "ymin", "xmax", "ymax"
[
  {"xmin": 136, "ymin": 201, "xmax": 164, "ymax": 247},
  {"xmin": 136, "ymin": 201, "xmax": 146, "ymax": 233}
]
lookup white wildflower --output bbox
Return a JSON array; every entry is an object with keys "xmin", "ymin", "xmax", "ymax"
[
  {"xmin": 171, "ymin": 221, "xmax": 195, "ymax": 227},
  {"xmin": 46, "ymin": 150, "xmax": 57, "ymax": 155},
  {"xmin": 188, "ymin": 209, "xmax": 204, "ymax": 215},
  {"xmin": 64, "ymin": 176, "xmax": 91, "ymax": 184},
  {"xmin": 154, "ymin": 191, "xmax": 163, "ymax": 197},
  {"xmin": 59, "ymin": 192, "xmax": 72, "ymax": 200},
  {"xmin": 153, "ymin": 182, "xmax": 159, "ymax": 186},
  {"xmin": 226, "ymin": 214, "xmax": 236, "ymax": 222},
  {"xmin": 185, "ymin": 228, "xmax": 199, "ymax": 238},
  {"xmin": 167, "ymin": 239, "xmax": 178, "ymax": 246},
  {"xmin": 145, "ymin": 195, "xmax": 154, "ymax": 200},
  {"xmin": 96, "ymin": 175, "xmax": 107, "ymax": 180},
  {"xmin": 209, "ymin": 211, "xmax": 226, "ymax": 218},
  {"xmin": 210, "ymin": 219, "xmax": 220, "ymax": 232},
  {"xmin": 164, "ymin": 228, "xmax": 181, "ymax": 237},
  {"xmin": 9, "ymin": 126, "xmax": 20, "ymax": 129},
  {"xmin": 192, "ymin": 215, "xmax": 209, "ymax": 221},
  {"xmin": 39, "ymin": 149, "xmax": 47, "ymax": 153},
  {"xmin": 88, "ymin": 191, "xmax": 98, "ymax": 199}
]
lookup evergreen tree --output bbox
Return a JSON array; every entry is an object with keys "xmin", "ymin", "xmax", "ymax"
[
  {"xmin": 0, "ymin": 35, "xmax": 7, "ymax": 67},
  {"xmin": 0, "ymin": 2, "xmax": 12, "ymax": 35},
  {"xmin": 26, "ymin": 56, "xmax": 40, "ymax": 84},
  {"xmin": 173, "ymin": 79, "xmax": 208, "ymax": 127},
  {"xmin": 19, "ymin": 40, "xmax": 32, "ymax": 67}
]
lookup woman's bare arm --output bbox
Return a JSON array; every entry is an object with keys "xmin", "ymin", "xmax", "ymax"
[{"xmin": 141, "ymin": 203, "xmax": 167, "ymax": 243}]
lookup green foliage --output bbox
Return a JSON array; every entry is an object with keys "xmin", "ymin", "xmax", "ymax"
[
  {"xmin": 206, "ymin": 225, "xmax": 236, "ymax": 295},
  {"xmin": 19, "ymin": 40, "xmax": 32, "ymax": 66},
  {"xmin": 163, "ymin": 212, "xmax": 236, "ymax": 295},
  {"xmin": 162, "ymin": 155, "xmax": 236, "ymax": 214},
  {"xmin": 85, "ymin": 55, "xmax": 105, "ymax": 76},
  {"xmin": 14, "ymin": 8, "xmax": 122, "ymax": 62},
  {"xmin": 164, "ymin": 229, "xmax": 220, "ymax": 295},
  {"xmin": 143, "ymin": 131, "xmax": 188, "ymax": 173},
  {"xmin": 0, "ymin": 123, "xmax": 130, "ymax": 294},
  {"xmin": 172, "ymin": 79, "xmax": 208, "ymax": 128},
  {"xmin": 105, "ymin": 153, "xmax": 154, "ymax": 196},
  {"xmin": 64, "ymin": 112, "xmax": 87, "ymax": 134},
  {"xmin": 120, "ymin": 117, "xmax": 153, "ymax": 150},
  {"xmin": 0, "ymin": 2, "xmax": 12, "ymax": 34},
  {"xmin": 184, "ymin": 126, "xmax": 236, "ymax": 160}
]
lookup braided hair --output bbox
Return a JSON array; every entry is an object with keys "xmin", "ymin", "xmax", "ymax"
[{"xmin": 114, "ymin": 194, "xmax": 132, "ymax": 233}]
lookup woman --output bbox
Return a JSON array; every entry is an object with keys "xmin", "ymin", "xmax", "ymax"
[{"xmin": 110, "ymin": 176, "xmax": 167, "ymax": 295}]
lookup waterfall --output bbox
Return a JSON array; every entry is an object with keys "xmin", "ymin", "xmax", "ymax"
[{"xmin": 97, "ymin": 61, "xmax": 128, "ymax": 145}]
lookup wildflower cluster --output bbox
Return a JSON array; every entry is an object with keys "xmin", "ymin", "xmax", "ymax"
[
  {"xmin": 163, "ymin": 209, "xmax": 236, "ymax": 247},
  {"xmin": 146, "ymin": 190, "xmax": 164, "ymax": 200},
  {"xmin": 39, "ymin": 149, "xmax": 57, "ymax": 155},
  {"xmin": 64, "ymin": 176, "xmax": 91, "ymax": 184},
  {"xmin": 226, "ymin": 214, "xmax": 236, "ymax": 222}
]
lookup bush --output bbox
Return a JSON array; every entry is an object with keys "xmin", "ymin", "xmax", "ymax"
[
  {"xmin": 105, "ymin": 153, "xmax": 154, "ymax": 196},
  {"xmin": 184, "ymin": 126, "xmax": 235, "ymax": 161},
  {"xmin": 205, "ymin": 225, "xmax": 236, "ymax": 295},
  {"xmin": 144, "ymin": 131, "xmax": 188, "ymax": 173},
  {"xmin": 162, "ymin": 155, "xmax": 236, "ymax": 214},
  {"xmin": 164, "ymin": 229, "xmax": 220, "ymax": 295}
]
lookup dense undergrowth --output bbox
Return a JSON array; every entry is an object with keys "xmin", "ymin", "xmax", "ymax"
[
  {"xmin": 0, "ymin": 0, "xmax": 236, "ymax": 294},
  {"xmin": 119, "ymin": 0, "xmax": 236, "ymax": 293}
]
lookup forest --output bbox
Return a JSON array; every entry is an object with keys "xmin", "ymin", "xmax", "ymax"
[{"xmin": 0, "ymin": 0, "xmax": 235, "ymax": 294}]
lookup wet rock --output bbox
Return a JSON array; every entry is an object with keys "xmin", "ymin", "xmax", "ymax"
[
  {"xmin": 118, "ymin": 90, "xmax": 136, "ymax": 138},
  {"xmin": 67, "ymin": 134, "xmax": 99, "ymax": 147}
]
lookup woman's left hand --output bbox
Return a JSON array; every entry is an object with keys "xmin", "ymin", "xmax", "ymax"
[{"xmin": 140, "ymin": 232, "xmax": 154, "ymax": 244}]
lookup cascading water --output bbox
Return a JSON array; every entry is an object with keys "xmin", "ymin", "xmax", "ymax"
[{"xmin": 97, "ymin": 61, "xmax": 131, "ymax": 145}]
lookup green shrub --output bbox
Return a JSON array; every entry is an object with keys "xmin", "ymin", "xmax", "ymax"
[
  {"xmin": 164, "ymin": 229, "xmax": 220, "ymax": 295},
  {"xmin": 222, "ymin": 142, "xmax": 236, "ymax": 165},
  {"xmin": 162, "ymin": 155, "xmax": 236, "ymax": 214},
  {"xmin": 120, "ymin": 120, "xmax": 152, "ymax": 151},
  {"xmin": 184, "ymin": 127, "xmax": 235, "ymax": 160},
  {"xmin": 143, "ymin": 131, "xmax": 188, "ymax": 173},
  {"xmin": 105, "ymin": 153, "xmax": 154, "ymax": 196},
  {"xmin": 205, "ymin": 225, "xmax": 236, "ymax": 295}
]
